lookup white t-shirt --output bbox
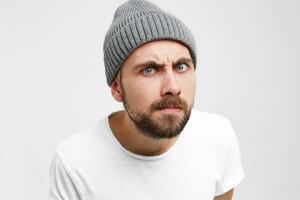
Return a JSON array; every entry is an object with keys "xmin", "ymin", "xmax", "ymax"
[{"xmin": 49, "ymin": 108, "xmax": 245, "ymax": 200}]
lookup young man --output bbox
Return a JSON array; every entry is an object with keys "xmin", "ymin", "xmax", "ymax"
[{"xmin": 49, "ymin": 0, "xmax": 245, "ymax": 200}]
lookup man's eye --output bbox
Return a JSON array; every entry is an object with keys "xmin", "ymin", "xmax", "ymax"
[
  {"xmin": 175, "ymin": 63, "xmax": 188, "ymax": 72},
  {"xmin": 142, "ymin": 66, "xmax": 157, "ymax": 75}
]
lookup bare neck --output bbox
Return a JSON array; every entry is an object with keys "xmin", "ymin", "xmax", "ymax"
[{"xmin": 108, "ymin": 110, "xmax": 179, "ymax": 156}]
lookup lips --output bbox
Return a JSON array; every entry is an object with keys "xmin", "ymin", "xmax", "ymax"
[
  {"xmin": 150, "ymin": 95, "xmax": 187, "ymax": 113},
  {"xmin": 158, "ymin": 106, "xmax": 182, "ymax": 110},
  {"xmin": 157, "ymin": 107, "xmax": 182, "ymax": 113}
]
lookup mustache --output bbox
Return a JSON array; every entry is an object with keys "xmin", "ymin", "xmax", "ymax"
[{"xmin": 150, "ymin": 95, "xmax": 188, "ymax": 112}]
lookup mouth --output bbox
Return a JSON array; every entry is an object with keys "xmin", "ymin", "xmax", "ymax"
[{"xmin": 157, "ymin": 107, "xmax": 182, "ymax": 113}]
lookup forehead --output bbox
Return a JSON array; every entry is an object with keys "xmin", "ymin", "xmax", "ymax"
[{"xmin": 122, "ymin": 40, "xmax": 192, "ymax": 68}]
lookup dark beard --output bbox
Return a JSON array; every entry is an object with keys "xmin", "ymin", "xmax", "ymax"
[{"xmin": 123, "ymin": 92, "xmax": 192, "ymax": 139}]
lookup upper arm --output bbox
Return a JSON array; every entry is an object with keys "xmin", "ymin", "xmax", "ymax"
[
  {"xmin": 214, "ymin": 188, "xmax": 234, "ymax": 200},
  {"xmin": 215, "ymin": 119, "xmax": 245, "ymax": 196},
  {"xmin": 49, "ymin": 152, "xmax": 83, "ymax": 200}
]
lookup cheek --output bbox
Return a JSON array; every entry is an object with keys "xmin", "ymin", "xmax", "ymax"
[
  {"xmin": 123, "ymin": 79, "xmax": 160, "ymax": 109},
  {"xmin": 179, "ymin": 75, "xmax": 196, "ymax": 101}
]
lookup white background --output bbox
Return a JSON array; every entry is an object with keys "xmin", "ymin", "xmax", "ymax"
[{"xmin": 0, "ymin": 0, "xmax": 299, "ymax": 199}]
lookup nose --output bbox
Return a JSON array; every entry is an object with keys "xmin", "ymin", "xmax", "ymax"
[{"xmin": 160, "ymin": 68, "xmax": 181, "ymax": 96}]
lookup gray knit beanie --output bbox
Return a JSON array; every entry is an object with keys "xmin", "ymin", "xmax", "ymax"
[{"xmin": 103, "ymin": 0, "xmax": 197, "ymax": 86}]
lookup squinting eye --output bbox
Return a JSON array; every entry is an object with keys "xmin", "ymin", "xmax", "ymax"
[
  {"xmin": 175, "ymin": 63, "xmax": 188, "ymax": 72},
  {"xmin": 143, "ymin": 66, "xmax": 157, "ymax": 75}
]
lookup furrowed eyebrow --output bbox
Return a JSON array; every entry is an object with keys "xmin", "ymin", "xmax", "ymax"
[
  {"xmin": 132, "ymin": 57, "xmax": 194, "ymax": 72},
  {"xmin": 132, "ymin": 61, "xmax": 164, "ymax": 72},
  {"xmin": 173, "ymin": 57, "xmax": 193, "ymax": 66}
]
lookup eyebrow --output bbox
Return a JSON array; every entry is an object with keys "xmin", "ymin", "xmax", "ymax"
[
  {"xmin": 174, "ymin": 57, "xmax": 193, "ymax": 66},
  {"xmin": 132, "ymin": 57, "xmax": 194, "ymax": 72}
]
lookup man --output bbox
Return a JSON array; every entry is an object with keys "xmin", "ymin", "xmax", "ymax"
[{"xmin": 49, "ymin": 0, "xmax": 245, "ymax": 200}]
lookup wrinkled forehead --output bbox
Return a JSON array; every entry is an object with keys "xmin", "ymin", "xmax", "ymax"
[{"xmin": 123, "ymin": 40, "xmax": 192, "ymax": 68}]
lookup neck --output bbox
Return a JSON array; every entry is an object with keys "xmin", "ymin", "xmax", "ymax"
[{"xmin": 108, "ymin": 110, "xmax": 179, "ymax": 156}]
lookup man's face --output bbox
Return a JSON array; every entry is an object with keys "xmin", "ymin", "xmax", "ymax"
[{"xmin": 114, "ymin": 40, "xmax": 196, "ymax": 139}]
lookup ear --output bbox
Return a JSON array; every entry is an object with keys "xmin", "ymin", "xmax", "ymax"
[{"xmin": 110, "ymin": 76, "xmax": 123, "ymax": 102}]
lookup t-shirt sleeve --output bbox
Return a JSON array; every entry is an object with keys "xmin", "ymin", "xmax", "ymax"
[
  {"xmin": 215, "ymin": 119, "xmax": 245, "ymax": 196},
  {"xmin": 48, "ymin": 152, "xmax": 84, "ymax": 200}
]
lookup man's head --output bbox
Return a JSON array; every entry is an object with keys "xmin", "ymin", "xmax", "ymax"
[
  {"xmin": 103, "ymin": 0, "xmax": 197, "ymax": 139},
  {"xmin": 111, "ymin": 40, "xmax": 196, "ymax": 139}
]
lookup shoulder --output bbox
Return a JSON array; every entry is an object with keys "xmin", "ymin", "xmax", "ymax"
[
  {"xmin": 189, "ymin": 108, "xmax": 230, "ymax": 125},
  {"xmin": 53, "ymin": 118, "xmax": 110, "ymax": 166},
  {"xmin": 185, "ymin": 108, "xmax": 235, "ymax": 145}
]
